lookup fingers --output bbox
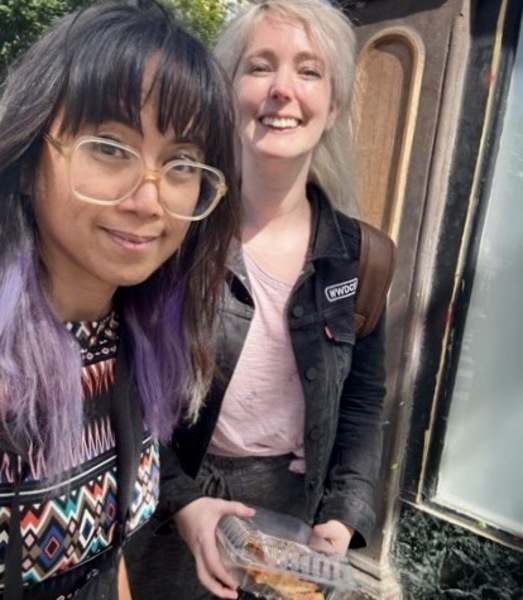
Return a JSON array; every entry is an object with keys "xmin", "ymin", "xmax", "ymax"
[
  {"xmin": 173, "ymin": 497, "xmax": 256, "ymax": 598},
  {"xmin": 198, "ymin": 500, "xmax": 255, "ymax": 595},
  {"xmin": 309, "ymin": 520, "xmax": 353, "ymax": 556},
  {"xmin": 194, "ymin": 555, "xmax": 239, "ymax": 599},
  {"xmin": 202, "ymin": 527, "xmax": 238, "ymax": 587},
  {"xmin": 308, "ymin": 531, "xmax": 338, "ymax": 556}
]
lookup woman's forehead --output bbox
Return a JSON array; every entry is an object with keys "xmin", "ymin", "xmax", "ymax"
[{"xmin": 245, "ymin": 12, "xmax": 328, "ymax": 65}]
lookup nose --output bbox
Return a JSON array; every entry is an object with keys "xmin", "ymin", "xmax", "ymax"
[
  {"xmin": 269, "ymin": 68, "xmax": 293, "ymax": 101},
  {"xmin": 118, "ymin": 176, "xmax": 164, "ymax": 218}
]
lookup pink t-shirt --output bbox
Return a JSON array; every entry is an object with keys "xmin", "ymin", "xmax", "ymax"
[{"xmin": 208, "ymin": 251, "xmax": 306, "ymax": 472}]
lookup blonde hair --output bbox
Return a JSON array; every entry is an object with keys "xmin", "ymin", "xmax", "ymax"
[{"xmin": 215, "ymin": 0, "xmax": 358, "ymax": 215}]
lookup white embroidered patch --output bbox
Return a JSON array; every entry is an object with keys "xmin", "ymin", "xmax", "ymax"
[{"xmin": 325, "ymin": 278, "xmax": 358, "ymax": 302}]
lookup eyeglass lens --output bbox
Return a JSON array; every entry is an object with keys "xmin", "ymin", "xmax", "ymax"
[{"xmin": 70, "ymin": 139, "xmax": 221, "ymax": 218}]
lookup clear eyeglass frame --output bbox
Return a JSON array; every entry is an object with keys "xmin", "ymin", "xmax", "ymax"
[{"xmin": 43, "ymin": 133, "xmax": 227, "ymax": 221}]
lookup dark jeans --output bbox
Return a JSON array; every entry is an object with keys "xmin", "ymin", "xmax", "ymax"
[{"xmin": 125, "ymin": 454, "xmax": 306, "ymax": 600}]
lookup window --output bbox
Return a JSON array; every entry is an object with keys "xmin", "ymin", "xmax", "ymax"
[
  {"xmin": 434, "ymin": 23, "xmax": 523, "ymax": 538},
  {"xmin": 403, "ymin": 4, "xmax": 523, "ymax": 550}
]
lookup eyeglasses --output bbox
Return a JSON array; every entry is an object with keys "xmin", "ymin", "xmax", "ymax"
[{"xmin": 44, "ymin": 133, "xmax": 227, "ymax": 221}]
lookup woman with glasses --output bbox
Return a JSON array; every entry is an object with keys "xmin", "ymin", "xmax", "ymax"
[
  {"xmin": 126, "ymin": 1, "xmax": 393, "ymax": 599},
  {"xmin": 0, "ymin": 1, "xmax": 249, "ymax": 598}
]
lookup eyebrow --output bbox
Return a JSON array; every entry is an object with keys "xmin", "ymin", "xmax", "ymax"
[
  {"xmin": 245, "ymin": 48, "xmax": 324, "ymax": 65},
  {"xmin": 295, "ymin": 51, "xmax": 324, "ymax": 63}
]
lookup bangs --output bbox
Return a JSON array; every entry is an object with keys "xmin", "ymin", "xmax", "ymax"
[{"xmin": 56, "ymin": 6, "xmax": 222, "ymax": 158}]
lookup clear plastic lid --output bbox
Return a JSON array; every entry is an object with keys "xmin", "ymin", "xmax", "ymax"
[{"xmin": 216, "ymin": 507, "xmax": 356, "ymax": 600}]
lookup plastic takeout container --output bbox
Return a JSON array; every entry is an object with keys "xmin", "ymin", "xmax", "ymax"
[{"xmin": 216, "ymin": 507, "xmax": 356, "ymax": 600}]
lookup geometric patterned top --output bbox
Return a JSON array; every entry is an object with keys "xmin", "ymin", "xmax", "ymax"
[{"xmin": 0, "ymin": 312, "xmax": 160, "ymax": 599}]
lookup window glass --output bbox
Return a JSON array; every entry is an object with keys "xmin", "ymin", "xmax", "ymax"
[{"xmin": 435, "ymin": 16, "xmax": 523, "ymax": 536}]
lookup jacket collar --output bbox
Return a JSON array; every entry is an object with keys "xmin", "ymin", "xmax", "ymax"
[
  {"xmin": 227, "ymin": 236, "xmax": 251, "ymax": 292},
  {"xmin": 307, "ymin": 183, "xmax": 351, "ymax": 261}
]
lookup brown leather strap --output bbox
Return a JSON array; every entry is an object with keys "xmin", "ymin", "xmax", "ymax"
[{"xmin": 354, "ymin": 220, "xmax": 396, "ymax": 337}]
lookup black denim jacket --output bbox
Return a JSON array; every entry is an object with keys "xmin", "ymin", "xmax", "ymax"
[{"xmin": 161, "ymin": 185, "xmax": 387, "ymax": 548}]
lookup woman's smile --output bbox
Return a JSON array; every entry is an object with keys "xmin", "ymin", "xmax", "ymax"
[
  {"xmin": 101, "ymin": 226, "xmax": 161, "ymax": 251},
  {"xmin": 259, "ymin": 115, "xmax": 302, "ymax": 130}
]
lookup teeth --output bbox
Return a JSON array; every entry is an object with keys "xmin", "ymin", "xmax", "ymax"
[{"xmin": 261, "ymin": 116, "xmax": 299, "ymax": 129}]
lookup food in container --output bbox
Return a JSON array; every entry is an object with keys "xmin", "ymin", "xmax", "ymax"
[{"xmin": 216, "ymin": 506, "xmax": 357, "ymax": 600}]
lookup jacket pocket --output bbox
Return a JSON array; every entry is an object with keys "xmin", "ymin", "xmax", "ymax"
[
  {"xmin": 323, "ymin": 315, "xmax": 355, "ymax": 385},
  {"xmin": 324, "ymin": 314, "xmax": 356, "ymax": 346}
]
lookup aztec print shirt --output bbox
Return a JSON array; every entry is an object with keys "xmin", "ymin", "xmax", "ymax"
[{"xmin": 0, "ymin": 313, "xmax": 160, "ymax": 598}]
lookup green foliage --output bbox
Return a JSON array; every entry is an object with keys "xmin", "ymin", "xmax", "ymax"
[
  {"xmin": 0, "ymin": 0, "xmax": 242, "ymax": 76},
  {"xmin": 170, "ymin": 0, "xmax": 230, "ymax": 46},
  {"xmin": 0, "ymin": 0, "xmax": 88, "ymax": 71}
]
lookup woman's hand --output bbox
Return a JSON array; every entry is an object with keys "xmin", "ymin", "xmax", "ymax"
[
  {"xmin": 174, "ymin": 497, "xmax": 255, "ymax": 599},
  {"xmin": 309, "ymin": 520, "xmax": 354, "ymax": 557}
]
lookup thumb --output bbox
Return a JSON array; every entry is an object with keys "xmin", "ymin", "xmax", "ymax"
[{"xmin": 221, "ymin": 501, "xmax": 256, "ymax": 519}]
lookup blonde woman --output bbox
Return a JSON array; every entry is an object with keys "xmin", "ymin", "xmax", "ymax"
[{"xmin": 127, "ymin": 2, "xmax": 390, "ymax": 599}]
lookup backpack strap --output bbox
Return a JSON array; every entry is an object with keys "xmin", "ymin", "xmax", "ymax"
[{"xmin": 354, "ymin": 220, "xmax": 396, "ymax": 338}]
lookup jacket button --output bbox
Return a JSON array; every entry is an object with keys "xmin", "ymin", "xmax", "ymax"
[
  {"xmin": 292, "ymin": 305, "xmax": 304, "ymax": 318},
  {"xmin": 308, "ymin": 426, "xmax": 321, "ymax": 441},
  {"xmin": 305, "ymin": 367, "xmax": 318, "ymax": 381},
  {"xmin": 308, "ymin": 479, "xmax": 317, "ymax": 491}
]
